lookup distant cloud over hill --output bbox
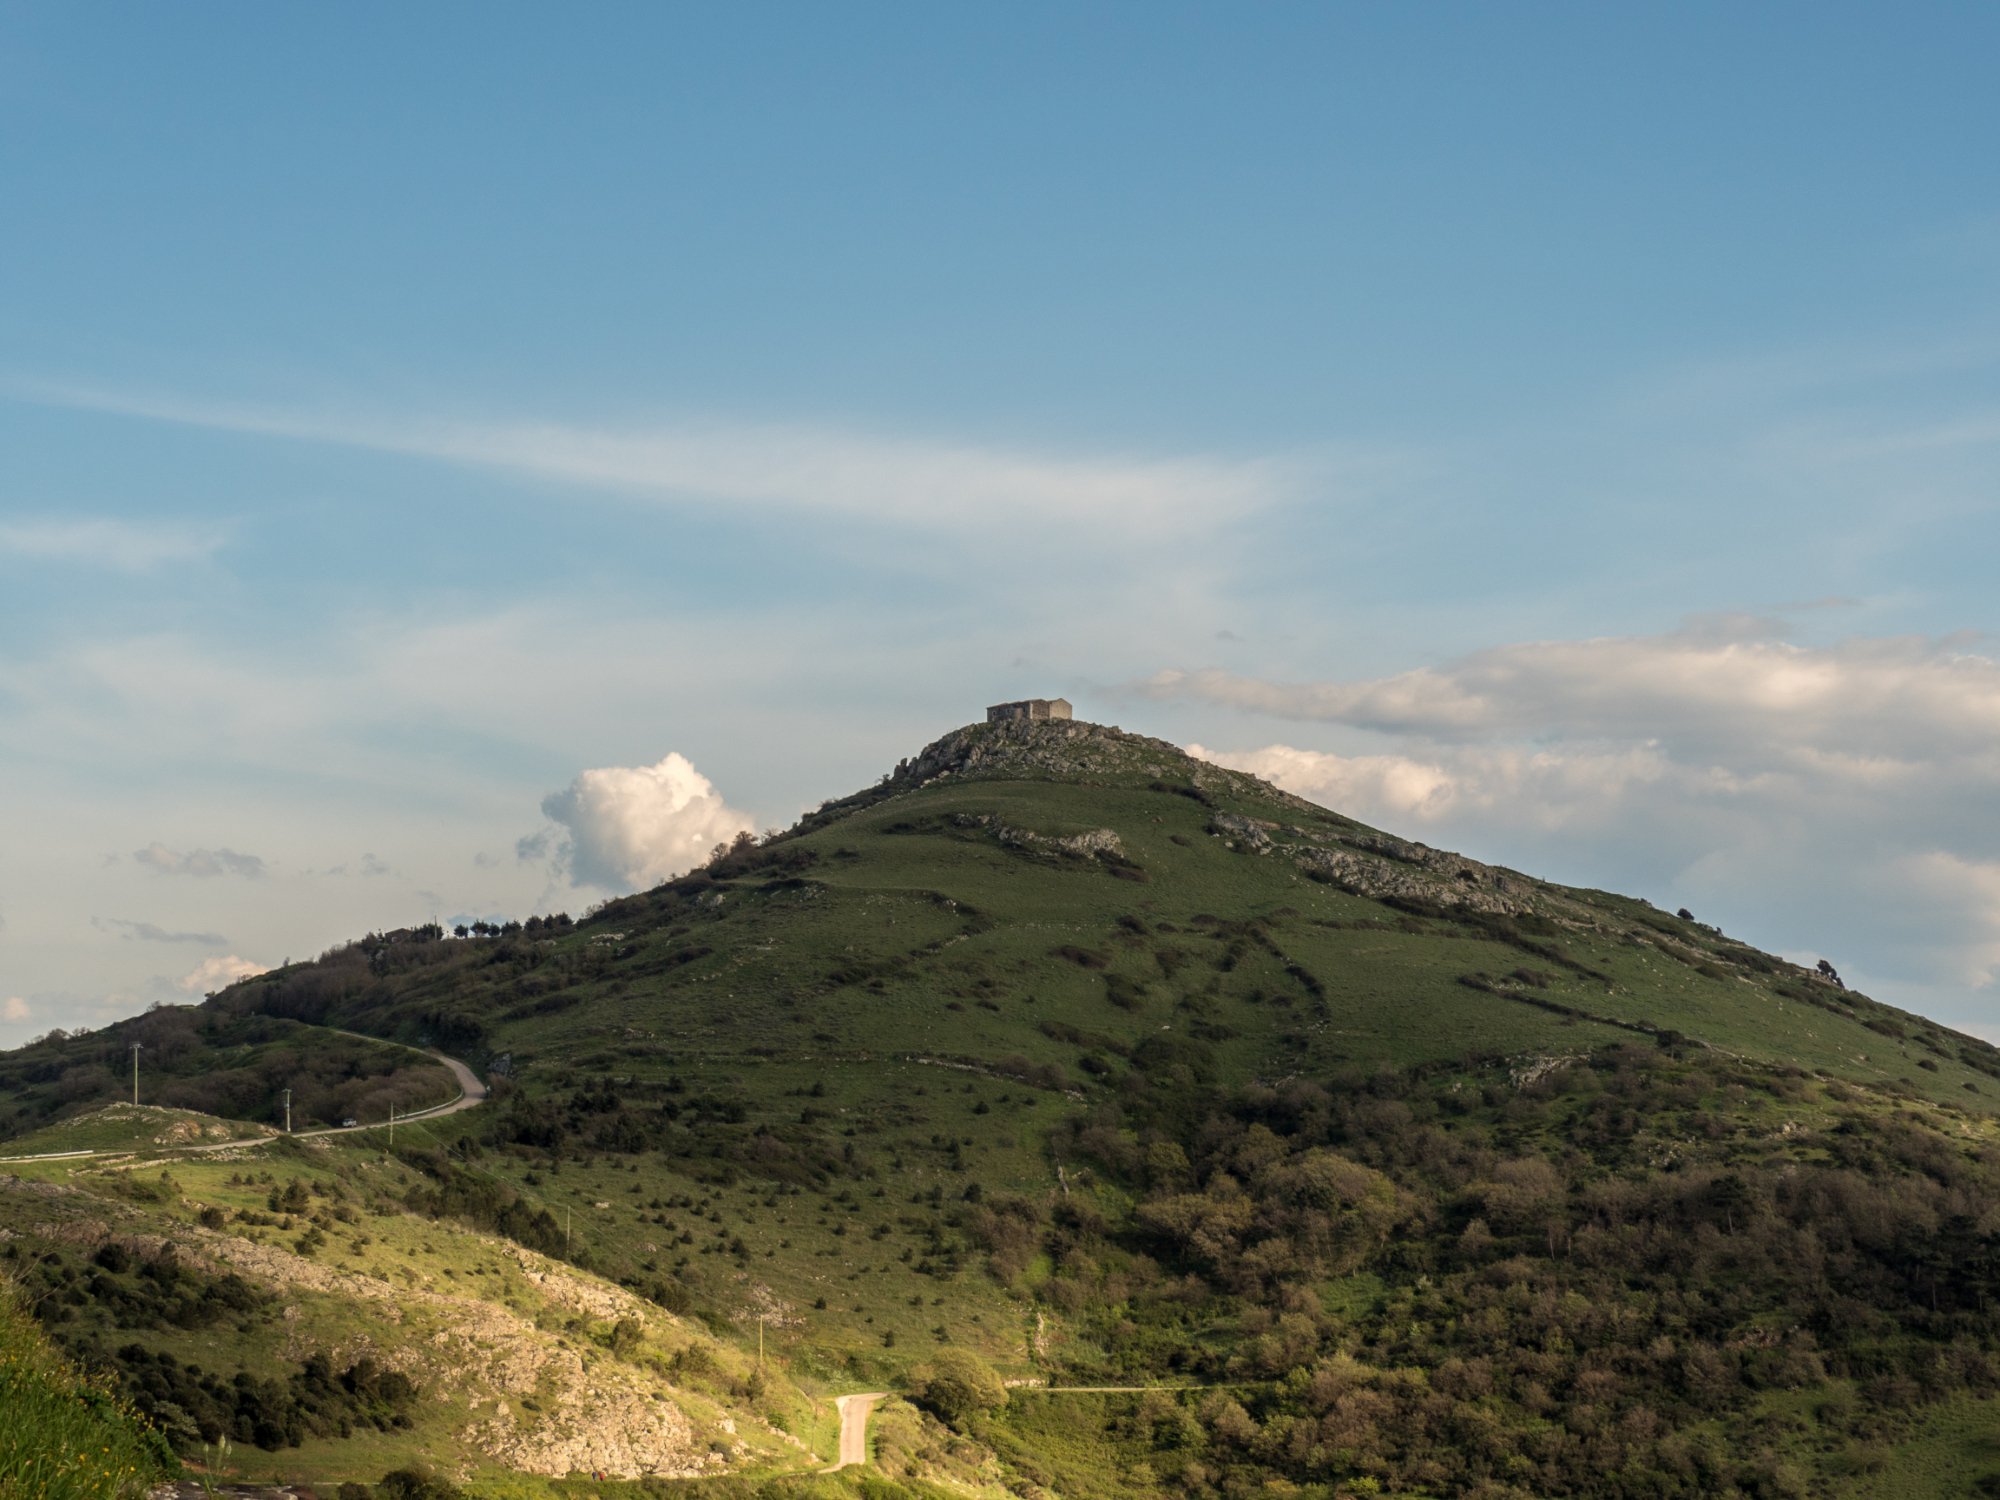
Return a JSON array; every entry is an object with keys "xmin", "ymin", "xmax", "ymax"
[
  {"xmin": 176, "ymin": 955, "xmax": 267, "ymax": 995},
  {"xmin": 529, "ymin": 752, "xmax": 754, "ymax": 892}
]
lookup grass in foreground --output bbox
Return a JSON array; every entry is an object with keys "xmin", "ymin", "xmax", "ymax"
[{"xmin": 0, "ymin": 1274, "xmax": 177, "ymax": 1499}]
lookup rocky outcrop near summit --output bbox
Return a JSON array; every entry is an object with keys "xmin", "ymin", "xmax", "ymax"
[
  {"xmin": 948, "ymin": 811, "xmax": 1124, "ymax": 858},
  {"xmin": 886, "ymin": 718, "xmax": 1543, "ymax": 916},
  {"xmin": 1277, "ymin": 826, "xmax": 1539, "ymax": 917},
  {"xmin": 1290, "ymin": 842, "xmax": 1529, "ymax": 916}
]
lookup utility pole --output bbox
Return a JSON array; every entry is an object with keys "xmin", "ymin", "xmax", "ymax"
[
  {"xmin": 281, "ymin": 1088, "xmax": 292, "ymax": 1134},
  {"xmin": 130, "ymin": 1042, "xmax": 142, "ymax": 1106},
  {"xmin": 564, "ymin": 1206, "xmax": 571, "ymax": 1253},
  {"xmin": 388, "ymin": 1101, "xmax": 396, "ymax": 1146},
  {"xmin": 757, "ymin": 1314, "xmax": 765, "ymax": 1372}
]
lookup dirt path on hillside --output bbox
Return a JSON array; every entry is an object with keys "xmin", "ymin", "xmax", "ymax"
[
  {"xmin": 830, "ymin": 1392, "xmax": 888, "ymax": 1470},
  {"xmin": 1020, "ymin": 1385, "xmax": 1175, "ymax": 1393},
  {"xmin": 1012, "ymin": 1383, "xmax": 1250, "ymax": 1398}
]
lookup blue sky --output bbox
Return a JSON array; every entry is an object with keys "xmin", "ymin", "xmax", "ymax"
[{"xmin": 6, "ymin": 3, "xmax": 2000, "ymax": 1046}]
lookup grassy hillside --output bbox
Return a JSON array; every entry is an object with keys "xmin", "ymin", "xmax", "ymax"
[
  {"xmin": 232, "ymin": 716, "xmax": 1992, "ymax": 1110},
  {"xmin": 7, "ymin": 717, "xmax": 2000, "ymax": 1496}
]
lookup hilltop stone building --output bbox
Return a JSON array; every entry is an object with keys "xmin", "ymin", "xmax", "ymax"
[{"xmin": 987, "ymin": 697, "xmax": 1072, "ymax": 724}]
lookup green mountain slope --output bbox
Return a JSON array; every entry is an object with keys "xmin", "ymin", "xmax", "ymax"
[
  {"xmin": 8, "ymin": 716, "xmax": 2000, "ymax": 1497},
  {"xmin": 238, "ymin": 714, "xmax": 1997, "ymax": 1106}
]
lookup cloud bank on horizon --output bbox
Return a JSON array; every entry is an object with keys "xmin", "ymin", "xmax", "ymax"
[{"xmin": 1153, "ymin": 622, "xmax": 2000, "ymax": 754}]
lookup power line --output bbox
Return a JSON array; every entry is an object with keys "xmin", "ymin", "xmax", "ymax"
[{"xmin": 391, "ymin": 1112, "xmax": 744, "ymax": 1323}]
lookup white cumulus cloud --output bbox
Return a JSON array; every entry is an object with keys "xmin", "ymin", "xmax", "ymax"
[
  {"xmin": 536, "ymin": 752, "xmax": 754, "ymax": 891},
  {"xmin": 176, "ymin": 955, "xmax": 269, "ymax": 995}
]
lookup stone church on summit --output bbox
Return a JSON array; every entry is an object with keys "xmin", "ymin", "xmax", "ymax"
[{"xmin": 986, "ymin": 698, "xmax": 1072, "ymax": 724}]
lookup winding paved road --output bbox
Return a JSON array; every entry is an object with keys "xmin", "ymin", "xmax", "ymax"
[
  {"xmin": 0, "ymin": 1033, "xmax": 486, "ymax": 1163},
  {"xmin": 291, "ymin": 1040, "xmax": 488, "ymax": 1137}
]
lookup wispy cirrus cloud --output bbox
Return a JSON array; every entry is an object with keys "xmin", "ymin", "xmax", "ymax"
[
  {"xmin": 0, "ymin": 516, "xmax": 223, "ymax": 572},
  {"xmin": 93, "ymin": 916, "xmax": 228, "ymax": 945},
  {"xmin": 133, "ymin": 843, "xmax": 266, "ymax": 879},
  {"xmin": 25, "ymin": 384, "xmax": 1318, "ymax": 538},
  {"xmin": 308, "ymin": 853, "xmax": 394, "ymax": 878}
]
